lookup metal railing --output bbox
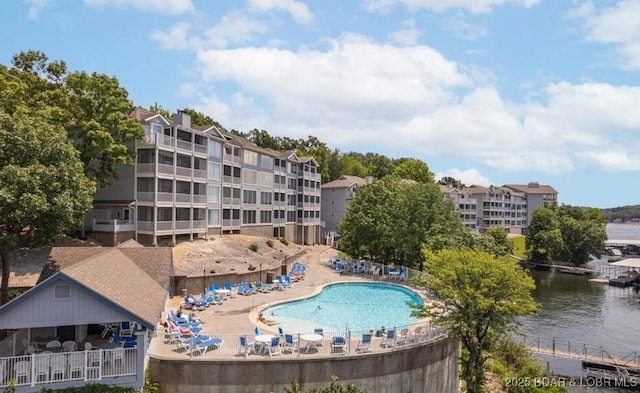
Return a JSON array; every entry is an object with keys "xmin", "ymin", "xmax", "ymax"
[
  {"xmin": 149, "ymin": 322, "xmax": 445, "ymax": 360},
  {"xmin": 0, "ymin": 348, "xmax": 137, "ymax": 389}
]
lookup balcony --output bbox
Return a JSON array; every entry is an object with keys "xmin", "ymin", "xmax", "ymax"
[
  {"xmin": 137, "ymin": 192, "xmax": 154, "ymax": 202},
  {"xmin": 139, "ymin": 133, "xmax": 156, "ymax": 146},
  {"xmin": 194, "ymin": 144, "xmax": 207, "ymax": 156},
  {"xmin": 91, "ymin": 219, "xmax": 135, "ymax": 233},
  {"xmin": 136, "ymin": 163, "xmax": 155, "ymax": 175},
  {"xmin": 157, "ymin": 221, "xmax": 173, "ymax": 231},
  {"xmin": 176, "ymin": 167, "xmax": 192, "ymax": 178},
  {"xmin": 193, "ymin": 220, "xmax": 207, "ymax": 229},
  {"xmin": 175, "ymin": 194, "xmax": 191, "ymax": 204},
  {"xmin": 158, "ymin": 164, "xmax": 174, "ymax": 175},
  {"xmin": 157, "ymin": 192, "xmax": 173, "ymax": 203},
  {"xmin": 175, "ymin": 221, "xmax": 191, "ymax": 231},
  {"xmin": 176, "ymin": 139, "xmax": 192, "ymax": 152},
  {"xmin": 137, "ymin": 221, "xmax": 154, "ymax": 231},
  {"xmin": 194, "ymin": 169, "xmax": 207, "ymax": 180},
  {"xmin": 193, "ymin": 195, "xmax": 207, "ymax": 204},
  {"xmin": 159, "ymin": 135, "xmax": 174, "ymax": 148}
]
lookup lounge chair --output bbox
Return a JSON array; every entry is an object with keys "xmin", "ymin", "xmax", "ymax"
[
  {"xmin": 62, "ymin": 340, "xmax": 77, "ymax": 352},
  {"xmin": 331, "ymin": 336, "xmax": 346, "ymax": 354},
  {"xmin": 194, "ymin": 338, "xmax": 224, "ymax": 355},
  {"xmin": 15, "ymin": 360, "xmax": 30, "ymax": 383},
  {"xmin": 239, "ymin": 335, "xmax": 256, "ymax": 358},
  {"xmin": 267, "ymin": 337, "xmax": 281, "ymax": 357},
  {"xmin": 397, "ymin": 328, "xmax": 410, "ymax": 345},
  {"xmin": 356, "ymin": 333, "xmax": 372, "ymax": 353},
  {"xmin": 381, "ymin": 329, "xmax": 396, "ymax": 348}
]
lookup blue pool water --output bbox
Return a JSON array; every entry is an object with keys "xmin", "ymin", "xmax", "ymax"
[{"xmin": 263, "ymin": 282, "xmax": 424, "ymax": 333}]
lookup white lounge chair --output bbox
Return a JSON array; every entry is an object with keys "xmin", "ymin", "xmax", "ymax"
[
  {"xmin": 356, "ymin": 333, "xmax": 372, "ymax": 353},
  {"xmin": 331, "ymin": 336, "xmax": 346, "ymax": 354}
]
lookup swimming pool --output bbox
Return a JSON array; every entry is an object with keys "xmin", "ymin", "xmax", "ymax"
[{"xmin": 263, "ymin": 282, "xmax": 424, "ymax": 333}]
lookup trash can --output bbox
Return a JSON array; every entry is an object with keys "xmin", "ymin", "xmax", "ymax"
[{"xmin": 266, "ymin": 272, "xmax": 274, "ymax": 283}]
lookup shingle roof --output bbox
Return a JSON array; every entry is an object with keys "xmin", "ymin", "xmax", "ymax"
[
  {"xmin": 61, "ymin": 249, "xmax": 167, "ymax": 329},
  {"xmin": 322, "ymin": 175, "xmax": 368, "ymax": 189},
  {"xmin": 503, "ymin": 184, "xmax": 558, "ymax": 195},
  {"xmin": 464, "ymin": 185, "xmax": 525, "ymax": 196}
]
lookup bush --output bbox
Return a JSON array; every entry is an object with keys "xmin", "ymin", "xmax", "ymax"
[
  {"xmin": 279, "ymin": 238, "xmax": 289, "ymax": 246},
  {"xmin": 266, "ymin": 239, "xmax": 274, "ymax": 248},
  {"xmin": 248, "ymin": 243, "xmax": 259, "ymax": 252}
]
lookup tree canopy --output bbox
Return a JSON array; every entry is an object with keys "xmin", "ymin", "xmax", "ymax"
[
  {"xmin": 438, "ymin": 176, "xmax": 466, "ymax": 189},
  {"xmin": 338, "ymin": 176, "xmax": 463, "ymax": 269},
  {"xmin": 413, "ymin": 249, "xmax": 537, "ymax": 393},
  {"xmin": 526, "ymin": 203, "xmax": 607, "ymax": 265},
  {"xmin": 392, "ymin": 158, "xmax": 434, "ymax": 184},
  {"xmin": 0, "ymin": 109, "xmax": 95, "ymax": 304},
  {"xmin": 3, "ymin": 50, "xmax": 143, "ymax": 186}
]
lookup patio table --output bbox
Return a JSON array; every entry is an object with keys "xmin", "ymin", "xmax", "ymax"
[
  {"xmin": 254, "ymin": 334, "xmax": 275, "ymax": 354},
  {"xmin": 300, "ymin": 333, "xmax": 323, "ymax": 353}
]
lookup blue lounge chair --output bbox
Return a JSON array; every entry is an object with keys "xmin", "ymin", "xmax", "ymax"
[
  {"xmin": 194, "ymin": 338, "xmax": 223, "ymax": 355},
  {"xmin": 381, "ymin": 329, "xmax": 396, "ymax": 348},
  {"xmin": 283, "ymin": 334, "xmax": 299, "ymax": 354},
  {"xmin": 267, "ymin": 337, "xmax": 281, "ymax": 357},
  {"xmin": 331, "ymin": 336, "xmax": 346, "ymax": 354},
  {"xmin": 356, "ymin": 333, "xmax": 372, "ymax": 353}
]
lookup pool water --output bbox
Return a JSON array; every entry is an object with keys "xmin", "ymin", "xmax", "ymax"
[{"xmin": 263, "ymin": 282, "xmax": 424, "ymax": 333}]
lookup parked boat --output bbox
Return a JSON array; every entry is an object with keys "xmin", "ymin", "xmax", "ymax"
[{"xmin": 557, "ymin": 266, "xmax": 591, "ymax": 275}]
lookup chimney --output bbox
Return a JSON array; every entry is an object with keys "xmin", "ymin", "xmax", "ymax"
[
  {"xmin": 527, "ymin": 181, "xmax": 540, "ymax": 188},
  {"xmin": 174, "ymin": 110, "xmax": 191, "ymax": 128}
]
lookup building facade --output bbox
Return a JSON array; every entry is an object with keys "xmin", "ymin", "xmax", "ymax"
[
  {"xmin": 441, "ymin": 182, "xmax": 557, "ymax": 234},
  {"xmin": 321, "ymin": 175, "xmax": 369, "ymax": 239},
  {"xmin": 86, "ymin": 108, "xmax": 323, "ymax": 246}
]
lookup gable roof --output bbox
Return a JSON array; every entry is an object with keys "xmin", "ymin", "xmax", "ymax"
[
  {"xmin": 38, "ymin": 242, "xmax": 173, "ymax": 290},
  {"xmin": 61, "ymin": 248, "xmax": 167, "ymax": 329},
  {"xmin": 503, "ymin": 184, "xmax": 558, "ymax": 195},
  {"xmin": 322, "ymin": 175, "xmax": 368, "ymax": 189}
]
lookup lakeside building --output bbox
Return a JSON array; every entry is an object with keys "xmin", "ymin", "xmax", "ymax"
[
  {"xmin": 86, "ymin": 108, "xmax": 323, "ymax": 246},
  {"xmin": 438, "ymin": 184, "xmax": 478, "ymax": 231},
  {"xmin": 320, "ymin": 175, "xmax": 371, "ymax": 244},
  {"xmin": 441, "ymin": 182, "xmax": 558, "ymax": 234}
]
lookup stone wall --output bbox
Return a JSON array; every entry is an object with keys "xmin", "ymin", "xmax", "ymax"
[{"xmin": 149, "ymin": 337, "xmax": 459, "ymax": 393}]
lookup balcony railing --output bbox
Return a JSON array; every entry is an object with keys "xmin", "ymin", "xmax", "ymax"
[
  {"xmin": 175, "ymin": 221, "xmax": 191, "ymax": 230},
  {"xmin": 158, "ymin": 164, "xmax": 174, "ymax": 175},
  {"xmin": 193, "ymin": 220, "xmax": 207, "ymax": 229},
  {"xmin": 193, "ymin": 195, "xmax": 207, "ymax": 204},
  {"xmin": 175, "ymin": 194, "xmax": 191, "ymax": 203},
  {"xmin": 136, "ymin": 163, "xmax": 155, "ymax": 175},
  {"xmin": 137, "ymin": 192, "xmax": 154, "ymax": 202},
  {"xmin": 157, "ymin": 221, "xmax": 173, "ymax": 231},
  {"xmin": 0, "ymin": 348, "xmax": 137, "ymax": 390},
  {"xmin": 194, "ymin": 144, "xmax": 207, "ymax": 155},
  {"xmin": 157, "ymin": 192, "xmax": 173, "ymax": 202},
  {"xmin": 159, "ymin": 135, "xmax": 174, "ymax": 148},
  {"xmin": 91, "ymin": 219, "xmax": 135, "ymax": 233},
  {"xmin": 176, "ymin": 167, "xmax": 192, "ymax": 178},
  {"xmin": 194, "ymin": 169, "xmax": 207, "ymax": 179}
]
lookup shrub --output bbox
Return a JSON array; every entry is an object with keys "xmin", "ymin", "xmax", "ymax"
[
  {"xmin": 266, "ymin": 239, "xmax": 274, "ymax": 248},
  {"xmin": 280, "ymin": 238, "xmax": 289, "ymax": 246},
  {"xmin": 248, "ymin": 243, "xmax": 259, "ymax": 252}
]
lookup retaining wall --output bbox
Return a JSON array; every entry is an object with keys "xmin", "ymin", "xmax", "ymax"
[{"xmin": 148, "ymin": 336, "xmax": 459, "ymax": 393}]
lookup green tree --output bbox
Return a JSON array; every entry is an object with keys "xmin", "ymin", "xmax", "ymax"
[
  {"xmin": 438, "ymin": 176, "xmax": 466, "ymax": 189},
  {"xmin": 149, "ymin": 102, "xmax": 171, "ymax": 119},
  {"xmin": 392, "ymin": 158, "xmax": 435, "ymax": 184},
  {"xmin": 247, "ymin": 128, "xmax": 281, "ymax": 150},
  {"xmin": 180, "ymin": 107, "xmax": 226, "ymax": 130},
  {"xmin": 339, "ymin": 176, "xmax": 461, "ymax": 269},
  {"xmin": 339, "ymin": 155, "xmax": 368, "ymax": 178},
  {"xmin": 284, "ymin": 376, "xmax": 367, "ymax": 393},
  {"xmin": 484, "ymin": 227, "xmax": 513, "ymax": 255},
  {"xmin": 413, "ymin": 249, "xmax": 537, "ymax": 393},
  {"xmin": 0, "ymin": 109, "xmax": 95, "ymax": 304},
  {"xmin": 525, "ymin": 207, "xmax": 563, "ymax": 261}
]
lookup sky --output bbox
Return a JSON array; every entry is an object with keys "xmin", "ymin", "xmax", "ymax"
[{"xmin": 2, "ymin": 0, "xmax": 640, "ymax": 208}]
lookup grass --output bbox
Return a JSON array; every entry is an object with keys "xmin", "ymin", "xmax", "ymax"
[{"xmin": 510, "ymin": 236, "xmax": 526, "ymax": 259}]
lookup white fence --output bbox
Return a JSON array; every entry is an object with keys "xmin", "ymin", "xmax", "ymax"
[{"xmin": 0, "ymin": 348, "xmax": 137, "ymax": 388}]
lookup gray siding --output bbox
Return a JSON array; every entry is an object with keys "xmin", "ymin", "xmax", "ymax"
[
  {"xmin": 321, "ymin": 188, "xmax": 350, "ymax": 234},
  {"xmin": 0, "ymin": 278, "xmax": 135, "ymax": 330},
  {"xmin": 94, "ymin": 165, "xmax": 135, "ymax": 201}
]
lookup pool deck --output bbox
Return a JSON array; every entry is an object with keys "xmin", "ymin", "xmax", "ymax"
[{"xmin": 151, "ymin": 246, "xmax": 437, "ymax": 359}]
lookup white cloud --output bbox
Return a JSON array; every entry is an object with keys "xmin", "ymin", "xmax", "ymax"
[
  {"xmin": 364, "ymin": 0, "xmax": 540, "ymax": 14},
  {"xmin": 204, "ymin": 11, "xmax": 269, "ymax": 49},
  {"xmin": 247, "ymin": 0, "xmax": 313, "ymax": 25},
  {"xmin": 442, "ymin": 11, "xmax": 488, "ymax": 40},
  {"xmin": 150, "ymin": 22, "xmax": 199, "ymax": 51},
  {"xmin": 25, "ymin": 0, "xmax": 53, "ymax": 19},
  {"xmin": 436, "ymin": 169, "xmax": 492, "ymax": 186},
  {"xmin": 571, "ymin": 0, "xmax": 640, "ymax": 69},
  {"xmin": 84, "ymin": 0, "xmax": 194, "ymax": 14},
  {"xmin": 388, "ymin": 19, "xmax": 421, "ymax": 45},
  {"xmin": 166, "ymin": 32, "xmax": 640, "ymax": 175}
]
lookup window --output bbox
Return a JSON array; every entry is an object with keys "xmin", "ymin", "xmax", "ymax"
[
  {"xmin": 233, "ymin": 209, "xmax": 240, "ymax": 219},
  {"xmin": 208, "ymin": 162, "xmax": 221, "ymax": 180},
  {"xmin": 223, "ymin": 165, "xmax": 232, "ymax": 176},
  {"xmin": 176, "ymin": 181, "xmax": 190, "ymax": 194},
  {"xmin": 54, "ymin": 285, "xmax": 70, "ymax": 299},
  {"xmin": 243, "ymin": 169, "xmax": 257, "ymax": 184},
  {"xmin": 233, "ymin": 167, "xmax": 241, "ymax": 178},
  {"xmin": 158, "ymin": 179, "xmax": 172, "ymax": 193},
  {"xmin": 260, "ymin": 210, "xmax": 272, "ymax": 223},
  {"xmin": 158, "ymin": 207, "xmax": 173, "ymax": 221},
  {"xmin": 243, "ymin": 190, "xmax": 257, "ymax": 204},
  {"xmin": 137, "ymin": 178, "xmax": 154, "ymax": 192},
  {"xmin": 209, "ymin": 140, "xmax": 222, "ymax": 158},
  {"xmin": 138, "ymin": 207, "xmax": 154, "ymax": 221},
  {"xmin": 223, "ymin": 209, "xmax": 231, "ymax": 219},
  {"xmin": 260, "ymin": 155, "xmax": 273, "ymax": 170},
  {"xmin": 243, "ymin": 210, "xmax": 257, "ymax": 224},
  {"xmin": 208, "ymin": 209, "xmax": 220, "ymax": 225},
  {"xmin": 258, "ymin": 172, "xmax": 273, "ymax": 187},
  {"xmin": 208, "ymin": 185, "xmax": 220, "ymax": 203},
  {"xmin": 244, "ymin": 150, "xmax": 258, "ymax": 166},
  {"xmin": 261, "ymin": 192, "xmax": 272, "ymax": 205},
  {"xmin": 176, "ymin": 208, "xmax": 191, "ymax": 221},
  {"xmin": 153, "ymin": 124, "xmax": 162, "ymax": 134}
]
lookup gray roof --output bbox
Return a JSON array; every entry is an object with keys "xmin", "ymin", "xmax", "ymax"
[
  {"xmin": 322, "ymin": 175, "xmax": 368, "ymax": 189},
  {"xmin": 61, "ymin": 248, "xmax": 168, "ymax": 329},
  {"xmin": 503, "ymin": 184, "xmax": 558, "ymax": 195}
]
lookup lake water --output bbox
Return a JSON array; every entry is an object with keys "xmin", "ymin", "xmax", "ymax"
[{"xmin": 519, "ymin": 223, "xmax": 640, "ymax": 392}]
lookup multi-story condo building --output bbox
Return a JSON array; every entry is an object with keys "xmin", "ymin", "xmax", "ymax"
[
  {"xmin": 86, "ymin": 108, "xmax": 323, "ymax": 246},
  {"xmin": 503, "ymin": 182, "xmax": 558, "ymax": 227},
  {"xmin": 439, "ymin": 184, "xmax": 478, "ymax": 231},
  {"xmin": 464, "ymin": 185, "xmax": 528, "ymax": 234},
  {"xmin": 321, "ymin": 175, "xmax": 370, "ymax": 238}
]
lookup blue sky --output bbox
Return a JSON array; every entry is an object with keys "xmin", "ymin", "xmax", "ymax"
[{"xmin": 3, "ymin": 0, "xmax": 640, "ymax": 208}]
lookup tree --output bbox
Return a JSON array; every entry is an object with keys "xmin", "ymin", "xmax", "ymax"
[
  {"xmin": 392, "ymin": 158, "xmax": 435, "ymax": 184},
  {"xmin": 339, "ymin": 155, "xmax": 368, "ymax": 178},
  {"xmin": 247, "ymin": 128, "xmax": 281, "ymax": 150},
  {"xmin": 180, "ymin": 107, "xmax": 226, "ymax": 130},
  {"xmin": 0, "ymin": 109, "xmax": 95, "ymax": 304},
  {"xmin": 413, "ymin": 249, "xmax": 537, "ymax": 393},
  {"xmin": 339, "ymin": 176, "xmax": 462, "ymax": 268},
  {"xmin": 5, "ymin": 51, "xmax": 143, "ymax": 186},
  {"xmin": 438, "ymin": 176, "xmax": 466, "ymax": 189},
  {"xmin": 484, "ymin": 227, "xmax": 513, "ymax": 256},
  {"xmin": 525, "ymin": 204, "xmax": 606, "ymax": 266}
]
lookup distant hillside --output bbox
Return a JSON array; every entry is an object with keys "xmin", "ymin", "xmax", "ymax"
[{"xmin": 599, "ymin": 205, "xmax": 640, "ymax": 223}]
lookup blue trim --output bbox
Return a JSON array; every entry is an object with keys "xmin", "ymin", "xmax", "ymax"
[{"xmin": 0, "ymin": 272, "xmax": 157, "ymax": 330}]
